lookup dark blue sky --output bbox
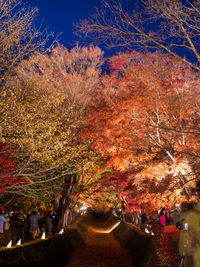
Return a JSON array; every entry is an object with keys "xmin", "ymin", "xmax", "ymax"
[
  {"xmin": 29, "ymin": 0, "xmax": 195, "ymax": 63},
  {"xmin": 30, "ymin": 0, "xmax": 102, "ymax": 49}
]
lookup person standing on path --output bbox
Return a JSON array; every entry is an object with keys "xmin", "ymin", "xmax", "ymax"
[
  {"xmin": 3, "ymin": 213, "xmax": 10, "ymax": 231},
  {"xmin": 159, "ymin": 208, "xmax": 166, "ymax": 226},
  {"xmin": 0, "ymin": 210, "xmax": 7, "ymax": 234},
  {"xmin": 30, "ymin": 211, "xmax": 41, "ymax": 239}
]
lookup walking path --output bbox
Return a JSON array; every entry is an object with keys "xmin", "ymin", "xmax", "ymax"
[
  {"xmin": 65, "ymin": 212, "xmax": 157, "ymax": 267},
  {"xmin": 66, "ymin": 226, "xmax": 134, "ymax": 267}
]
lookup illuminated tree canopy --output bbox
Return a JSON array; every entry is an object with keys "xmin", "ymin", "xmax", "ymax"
[
  {"xmin": 81, "ymin": 51, "xmax": 200, "ymax": 210},
  {"xmin": 1, "ymin": 0, "xmax": 200, "ymax": 216}
]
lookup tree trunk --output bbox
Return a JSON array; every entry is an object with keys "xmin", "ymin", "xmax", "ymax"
[
  {"xmin": 57, "ymin": 194, "xmax": 70, "ymax": 231},
  {"xmin": 56, "ymin": 174, "xmax": 77, "ymax": 231}
]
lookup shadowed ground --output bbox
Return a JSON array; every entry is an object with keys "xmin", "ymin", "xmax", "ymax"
[
  {"xmin": 67, "ymin": 230, "xmax": 133, "ymax": 267},
  {"xmin": 66, "ymin": 212, "xmax": 157, "ymax": 267}
]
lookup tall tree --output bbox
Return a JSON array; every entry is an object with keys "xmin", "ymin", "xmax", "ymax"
[
  {"xmin": 81, "ymin": 51, "xmax": 200, "ymax": 209},
  {"xmin": 0, "ymin": 45, "xmax": 104, "ymax": 228},
  {"xmin": 0, "ymin": 0, "xmax": 53, "ymax": 201}
]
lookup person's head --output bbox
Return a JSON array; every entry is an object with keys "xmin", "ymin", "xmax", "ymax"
[
  {"xmin": 174, "ymin": 203, "xmax": 180, "ymax": 211},
  {"xmin": 0, "ymin": 208, "xmax": 5, "ymax": 214},
  {"xmin": 31, "ymin": 210, "xmax": 36, "ymax": 215},
  {"xmin": 160, "ymin": 208, "xmax": 165, "ymax": 215}
]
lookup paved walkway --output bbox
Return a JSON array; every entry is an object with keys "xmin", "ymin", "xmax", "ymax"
[{"xmin": 66, "ymin": 229, "xmax": 134, "ymax": 267}]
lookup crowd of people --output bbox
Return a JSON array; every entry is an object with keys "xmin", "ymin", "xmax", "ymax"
[
  {"xmin": 121, "ymin": 202, "xmax": 195, "ymax": 230},
  {"xmin": 121, "ymin": 201, "xmax": 200, "ymax": 267},
  {"xmin": 0, "ymin": 208, "xmax": 76, "ymax": 246}
]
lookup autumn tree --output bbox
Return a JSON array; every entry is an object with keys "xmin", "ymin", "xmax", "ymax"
[
  {"xmin": 76, "ymin": 0, "xmax": 200, "ymax": 209},
  {"xmin": 76, "ymin": 0, "xmax": 200, "ymax": 71},
  {"xmin": 0, "ymin": 44, "xmax": 104, "ymax": 228},
  {"xmin": 0, "ymin": 0, "xmax": 52, "ymax": 82},
  {"xmin": 81, "ymin": 51, "xmax": 200, "ymax": 210},
  {"xmin": 0, "ymin": 0, "xmax": 54, "ymax": 203},
  {"xmin": 121, "ymin": 52, "xmax": 200, "ymax": 202}
]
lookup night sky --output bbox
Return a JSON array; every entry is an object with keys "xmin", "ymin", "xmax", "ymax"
[
  {"xmin": 28, "ymin": 0, "xmax": 193, "ymax": 61},
  {"xmin": 30, "ymin": 0, "xmax": 102, "ymax": 50}
]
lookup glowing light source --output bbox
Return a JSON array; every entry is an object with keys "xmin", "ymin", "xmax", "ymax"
[
  {"xmin": 80, "ymin": 205, "xmax": 87, "ymax": 211},
  {"xmin": 113, "ymin": 211, "xmax": 118, "ymax": 217},
  {"xmin": 90, "ymin": 221, "xmax": 121, "ymax": 234},
  {"xmin": 80, "ymin": 211, "xmax": 87, "ymax": 215},
  {"xmin": 59, "ymin": 229, "xmax": 64, "ymax": 234},
  {"xmin": 145, "ymin": 228, "xmax": 150, "ymax": 234},
  {"xmin": 41, "ymin": 232, "xmax": 46, "ymax": 239},
  {"xmin": 151, "ymin": 232, "xmax": 155, "ymax": 236},
  {"xmin": 16, "ymin": 239, "xmax": 21, "ymax": 245},
  {"xmin": 7, "ymin": 240, "xmax": 12, "ymax": 248}
]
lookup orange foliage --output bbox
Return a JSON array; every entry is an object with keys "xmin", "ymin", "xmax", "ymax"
[{"xmin": 81, "ymin": 51, "xmax": 200, "ymax": 209}]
